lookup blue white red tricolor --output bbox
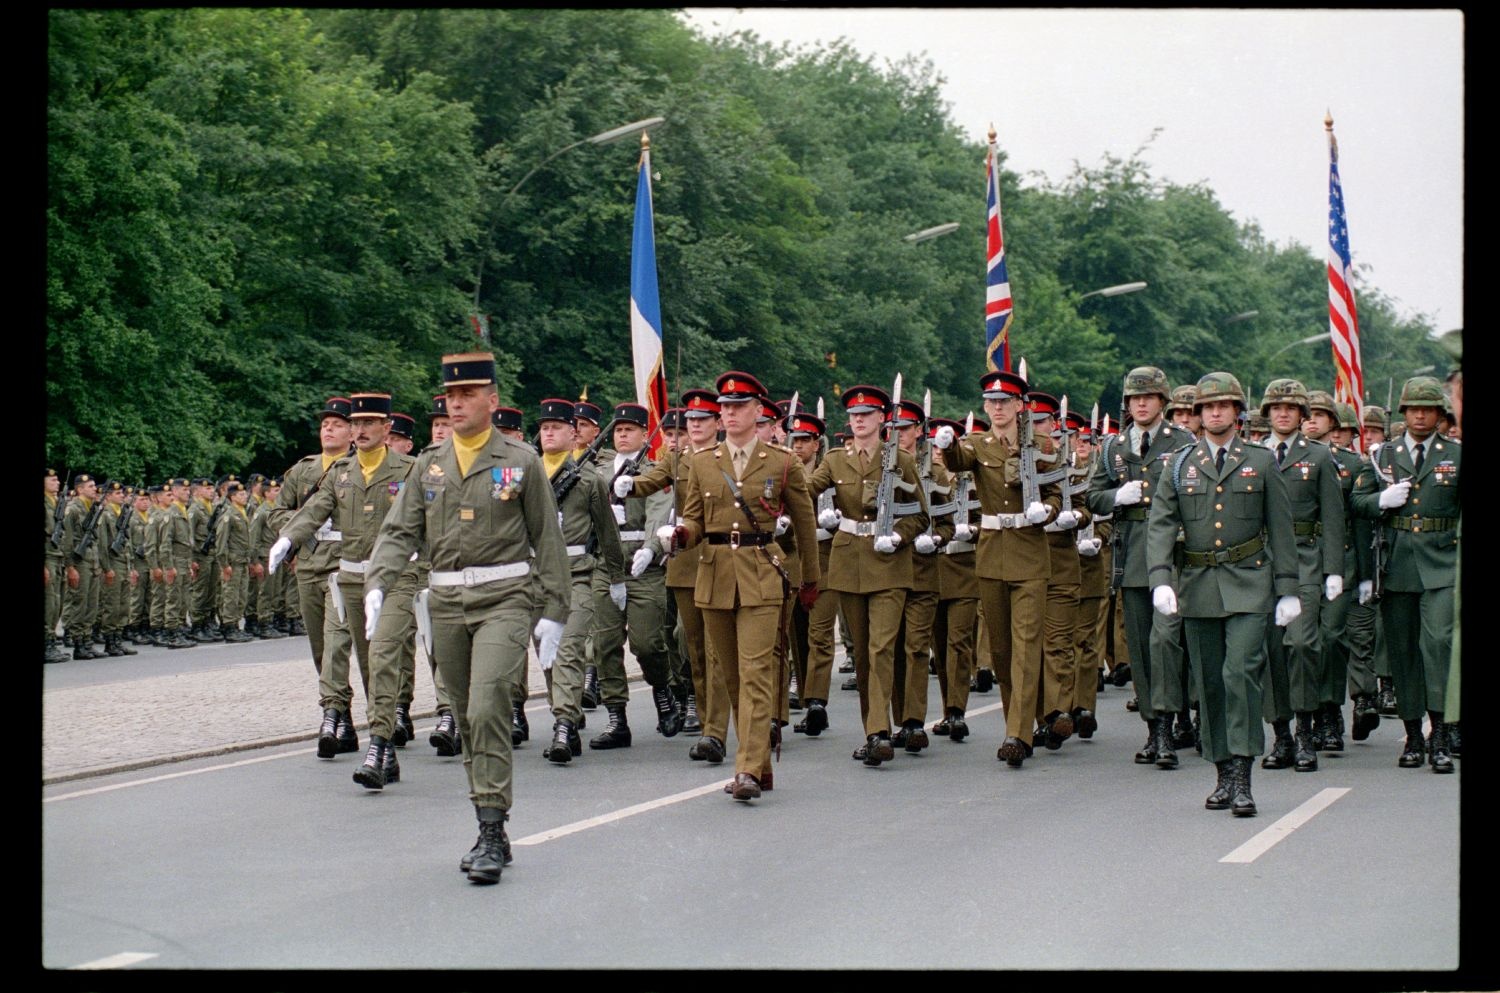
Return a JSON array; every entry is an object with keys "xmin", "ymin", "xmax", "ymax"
[
  {"xmin": 984, "ymin": 131, "xmax": 1013, "ymax": 373},
  {"xmin": 631, "ymin": 141, "xmax": 670, "ymax": 458},
  {"xmin": 1326, "ymin": 117, "xmax": 1365, "ymax": 451}
]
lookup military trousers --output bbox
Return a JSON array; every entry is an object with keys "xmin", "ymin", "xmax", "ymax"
[
  {"xmin": 320, "ymin": 575, "xmax": 374, "ymax": 713},
  {"xmin": 1380, "ymin": 587, "xmax": 1454, "ymax": 718},
  {"xmin": 164, "ymin": 559, "xmax": 192, "ymax": 630},
  {"xmin": 701, "ymin": 600, "xmax": 780, "ymax": 780},
  {"xmin": 100, "ymin": 567, "xmax": 128, "ymax": 635},
  {"xmin": 1071, "ymin": 594, "xmax": 1107, "ymax": 713},
  {"xmin": 775, "ymin": 594, "xmax": 796, "ymax": 726},
  {"xmin": 545, "ymin": 569, "xmax": 597, "ymax": 726},
  {"xmin": 62, "ymin": 562, "xmax": 100, "ymax": 641},
  {"xmin": 840, "ymin": 588, "xmax": 907, "ymax": 736},
  {"xmin": 593, "ymin": 567, "xmax": 671, "ymax": 708},
  {"xmin": 792, "ymin": 583, "xmax": 839, "ymax": 702},
  {"xmin": 1318, "ymin": 586, "xmax": 1353, "ymax": 706},
  {"xmin": 218, "ymin": 564, "xmax": 249, "ymax": 630},
  {"xmin": 46, "ymin": 552, "xmax": 65, "ymax": 638},
  {"xmin": 1344, "ymin": 599, "xmax": 1380, "ymax": 699},
  {"xmin": 891, "ymin": 589, "xmax": 938, "ymax": 725},
  {"xmin": 1150, "ymin": 604, "xmax": 1188, "ymax": 715},
  {"xmin": 1183, "ymin": 612, "xmax": 1270, "ymax": 764},
  {"xmin": 1039, "ymin": 577, "xmax": 1081, "ymax": 722},
  {"xmin": 1263, "ymin": 583, "xmax": 1323, "ymax": 721},
  {"xmin": 131, "ymin": 571, "xmax": 150, "ymax": 628},
  {"xmin": 191, "ymin": 554, "xmax": 217, "ymax": 626},
  {"xmin": 933, "ymin": 593, "xmax": 978, "ymax": 714},
  {"xmin": 430, "ymin": 590, "xmax": 532, "ymax": 811},
  {"xmin": 295, "ymin": 567, "xmax": 334, "ymax": 675},
  {"xmin": 149, "ymin": 568, "xmax": 167, "ymax": 629},
  {"xmin": 675, "ymin": 587, "xmax": 730, "ymax": 744},
  {"xmin": 981, "ymin": 578, "xmax": 1047, "ymax": 744},
  {"xmin": 364, "ymin": 573, "xmax": 418, "ymax": 740},
  {"xmin": 1120, "ymin": 587, "xmax": 1166, "ymax": 721}
]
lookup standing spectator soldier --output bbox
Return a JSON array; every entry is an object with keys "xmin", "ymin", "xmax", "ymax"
[
  {"xmin": 45, "ymin": 468, "xmax": 70, "ymax": 663},
  {"xmin": 187, "ymin": 477, "xmax": 220, "ymax": 641},
  {"xmin": 61, "ymin": 474, "xmax": 104, "ymax": 660},
  {"xmin": 215, "ymin": 481, "xmax": 255, "ymax": 642},
  {"xmin": 95, "ymin": 481, "xmax": 137, "ymax": 656},
  {"xmin": 127, "ymin": 486, "xmax": 154, "ymax": 645},
  {"xmin": 157, "ymin": 478, "xmax": 199, "ymax": 649}
]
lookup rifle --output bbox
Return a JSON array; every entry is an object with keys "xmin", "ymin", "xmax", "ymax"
[
  {"xmin": 552, "ymin": 417, "xmax": 619, "ymax": 508},
  {"xmin": 1104, "ymin": 413, "xmax": 1126, "ymax": 594},
  {"xmin": 73, "ymin": 497, "xmax": 106, "ymax": 558},
  {"xmin": 917, "ymin": 390, "xmax": 950, "ymax": 538},
  {"xmin": 1017, "ymin": 360, "xmax": 1068, "ymax": 507},
  {"xmin": 873, "ymin": 374, "xmax": 921, "ymax": 541},
  {"xmin": 50, "ymin": 468, "xmax": 68, "ymax": 549},
  {"xmin": 946, "ymin": 411, "xmax": 979, "ymax": 541},
  {"xmin": 1077, "ymin": 403, "xmax": 1100, "ymax": 546},
  {"xmin": 199, "ymin": 497, "xmax": 228, "ymax": 556},
  {"xmin": 110, "ymin": 503, "xmax": 132, "ymax": 556},
  {"xmin": 1367, "ymin": 442, "xmax": 1394, "ymax": 600}
]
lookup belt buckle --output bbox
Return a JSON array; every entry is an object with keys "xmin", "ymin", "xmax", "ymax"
[
  {"xmin": 463, "ymin": 567, "xmax": 479, "ymax": 585},
  {"xmin": 729, "ymin": 530, "xmax": 741, "ymax": 550},
  {"xmin": 1412, "ymin": 517, "xmax": 1423, "ymax": 533}
]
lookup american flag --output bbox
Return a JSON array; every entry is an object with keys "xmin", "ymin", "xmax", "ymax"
[
  {"xmin": 1326, "ymin": 115, "xmax": 1365, "ymax": 449},
  {"xmin": 984, "ymin": 127, "xmax": 1012, "ymax": 373},
  {"xmin": 630, "ymin": 136, "xmax": 669, "ymax": 458}
]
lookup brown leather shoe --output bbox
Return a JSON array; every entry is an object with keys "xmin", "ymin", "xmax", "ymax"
[
  {"xmin": 903, "ymin": 726, "xmax": 930, "ymax": 753},
  {"xmin": 730, "ymin": 772, "xmax": 762, "ymax": 801}
]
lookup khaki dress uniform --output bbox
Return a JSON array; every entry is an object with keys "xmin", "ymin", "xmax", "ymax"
[
  {"xmin": 891, "ymin": 455, "xmax": 955, "ymax": 740},
  {"xmin": 931, "ymin": 433, "xmax": 981, "ymax": 733},
  {"xmin": 677, "ymin": 436, "xmax": 820, "ymax": 787}
]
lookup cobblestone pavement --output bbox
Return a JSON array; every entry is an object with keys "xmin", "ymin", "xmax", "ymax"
[{"xmin": 42, "ymin": 637, "xmax": 642, "ymax": 783}]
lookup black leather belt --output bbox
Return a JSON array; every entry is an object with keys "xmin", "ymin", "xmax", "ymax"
[
  {"xmin": 705, "ymin": 531, "xmax": 774, "ymax": 547},
  {"xmin": 1183, "ymin": 535, "xmax": 1264, "ymax": 568}
]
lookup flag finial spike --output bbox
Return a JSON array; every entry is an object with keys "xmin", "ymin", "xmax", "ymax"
[
  {"xmin": 1324, "ymin": 110, "xmax": 1334, "ymax": 131},
  {"xmin": 987, "ymin": 122, "xmax": 997, "ymax": 144}
]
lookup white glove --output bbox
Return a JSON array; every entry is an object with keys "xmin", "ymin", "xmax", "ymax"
[
  {"xmin": 1024, "ymin": 501, "xmax": 1049, "ymax": 525},
  {"xmin": 655, "ymin": 524, "xmax": 678, "ymax": 549},
  {"xmin": 630, "ymin": 547, "xmax": 655, "ymax": 577},
  {"xmin": 774, "ymin": 514, "xmax": 790, "ymax": 536},
  {"xmin": 1324, "ymin": 574, "xmax": 1344, "ymax": 602},
  {"xmin": 1114, "ymin": 480, "xmax": 1144, "ymax": 506},
  {"xmin": 1076, "ymin": 537, "xmax": 1101, "ymax": 557},
  {"xmin": 268, "ymin": 536, "xmax": 292, "ymax": 574},
  {"xmin": 612, "ymin": 504, "xmax": 627, "ymax": 525},
  {"xmin": 1378, "ymin": 480, "xmax": 1411, "ymax": 510},
  {"xmin": 932, "ymin": 425, "xmax": 956, "ymax": 450},
  {"xmin": 1152, "ymin": 584, "xmax": 1178, "ymax": 616},
  {"xmin": 914, "ymin": 534, "xmax": 937, "ymax": 554},
  {"xmin": 533, "ymin": 618, "xmax": 565, "ymax": 671},
  {"xmin": 1274, "ymin": 594, "xmax": 1302, "ymax": 627},
  {"xmin": 608, "ymin": 581, "xmax": 627, "ymax": 612},
  {"xmin": 874, "ymin": 534, "xmax": 901, "ymax": 554},
  {"xmin": 953, "ymin": 522, "xmax": 975, "ymax": 543},
  {"xmin": 613, "ymin": 475, "xmax": 635, "ymax": 498},
  {"xmin": 363, "ymin": 589, "xmax": 384, "ymax": 641},
  {"xmin": 1357, "ymin": 580, "xmax": 1374, "ymax": 605},
  {"xmin": 1054, "ymin": 510, "xmax": 1079, "ymax": 530},
  {"xmin": 817, "ymin": 507, "xmax": 840, "ymax": 530}
]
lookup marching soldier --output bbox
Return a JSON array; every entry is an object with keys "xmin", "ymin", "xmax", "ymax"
[
  {"xmin": 1067, "ymin": 413, "xmax": 1108, "ymax": 736},
  {"xmin": 786, "ymin": 408, "xmax": 839, "ymax": 739},
  {"xmin": 363, "ymin": 351, "xmax": 570, "ymax": 883},
  {"xmin": 1361, "ymin": 404, "xmax": 1387, "ymax": 447},
  {"xmin": 629, "ymin": 389, "xmax": 733, "ymax": 762},
  {"xmin": 215, "ymin": 480, "xmax": 256, "ymax": 642},
  {"xmin": 1147, "ymin": 372, "xmax": 1299, "ymax": 816},
  {"xmin": 1084, "ymin": 367, "xmax": 1193, "ymax": 767},
  {"xmin": 573, "ymin": 400, "xmax": 605, "ymax": 457},
  {"xmin": 388, "ymin": 413, "xmax": 416, "ymax": 455},
  {"xmin": 531, "ymin": 397, "xmax": 625, "ymax": 763},
  {"xmin": 1351, "ymin": 376, "xmax": 1460, "ymax": 772},
  {"xmin": 666, "ymin": 370, "xmax": 819, "ymax": 800},
  {"xmin": 493, "ymin": 406, "xmax": 525, "ymax": 441},
  {"xmin": 60, "ymin": 473, "xmax": 104, "ymax": 660},
  {"xmin": 1254, "ymin": 379, "xmax": 1345, "ymax": 774},
  {"xmin": 573, "ymin": 398, "xmax": 611, "ymax": 709},
  {"xmin": 419, "ymin": 395, "xmax": 462, "ymax": 757},
  {"xmin": 929, "ymin": 417, "xmax": 981, "ymax": 741}
]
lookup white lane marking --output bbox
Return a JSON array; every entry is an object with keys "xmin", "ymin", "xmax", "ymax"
[
  {"xmin": 514, "ymin": 781, "xmax": 729, "ymax": 846},
  {"xmin": 45, "ymin": 751, "xmax": 305, "ymax": 803},
  {"xmin": 1219, "ymin": 787, "xmax": 1350, "ymax": 863},
  {"xmin": 70, "ymin": 951, "xmax": 159, "ymax": 969},
  {"xmin": 966, "ymin": 701, "xmax": 1004, "ymax": 718}
]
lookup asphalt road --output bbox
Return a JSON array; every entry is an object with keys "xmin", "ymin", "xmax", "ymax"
[{"xmin": 42, "ymin": 661, "xmax": 1464, "ymax": 974}]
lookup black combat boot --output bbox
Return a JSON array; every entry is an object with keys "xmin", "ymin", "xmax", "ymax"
[
  {"xmin": 71, "ymin": 635, "xmax": 101, "ymax": 660},
  {"xmin": 544, "ymin": 718, "xmax": 576, "ymax": 764},
  {"xmin": 1398, "ymin": 718, "xmax": 1425, "ymax": 768},
  {"xmin": 45, "ymin": 636, "xmax": 69, "ymax": 664},
  {"xmin": 1231, "ymin": 756, "xmax": 1257, "ymax": 817},
  {"xmin": 1110, "ymin": 662, "xmax": 1132, "ymax": 687},
  {"xmin": 1126, "ymin": 696, "xmax": 1139, "ymax": 712},
  {"xmin": 653, "ymin": 685, "xmax": 684, "ymax": 737},
  {"xmin": 1448, "ymin": 723, "xmax": 1462, "ymax": 758},
  {"xmin": 1205, "ymin": 760, "xmax": 1234, "ymax": 810},
  {"xmin": 430, "ymin": 711, "xmax": 460, "ymax": 756},
  {"xmin": 788, "ymin": 671, "xmax": 801, "ymax": 711},
  {"xmin": 382, "ymin": 735, "xmax": 400, "ymax": 783},
  {"xmin": 682, "ymin": 693, "xmax": 703, "ymax": 736},
  {"xmin": 1376, "ymin": 676, "xmax": 1397, "ymax": 716},
  {"xmin": 1155, "ymin": 713, "xmax": 1178, "ymax": 769},
  {"xmin": 223, "ymin": 624, "xmax": 255, "ymax": 644},
  {"xmin": 511, "ymin": 704, "xmax": 529, "ymax": 746},
  {"xmin": 103, "ymin": 634, "xmax": 128, "ymax": 657},
  {"xmin": 165, "ymin": 627, "xmax": 197, "ymax": 649},
  {"xmin": 192, "ymin": 623, "xmax": 217, "ymax": 643},
  {"xmin": 1074, "ymin": 706, "xmax": 1098, "ymax": 740},
  {"xmin": 391, "ymin": 704, "xmax": 409, "ymax": 747},
  {"xmin": 1172, "ymin": 710, "xmax": 1195, "ymax": 750},
  {"xmin": 288, "ymin": 617, "xmax": 307, "ymax": 636},
  {"xmin": 1350, "ymin": 694, "xmax": 1379, "ymax": 740},
  {"xmin": 1293, "ymin": 712, "xmax": 1319, "ymax": 772},
  {"xmin": 353, "ymin": 735, "xmax": 390, "ymax": 790},
  {"xmin": 258, "ymin": 618, "xmax": 286, "ymax": 639},
  {"xmin": 580, "ymin": 666, "xmax": 600, "ymax": 710},
  {"xmin": 588, "ymin": 705, "xmax": 632, "ymax": 749},
  {"xmin": 317, "ymin": 708, "xmax": 341, "ymax": 759},
  {"xmin": 466, "ymin": 808, "xmax": 510, "ymax": 885},
  {"xmin": 1428, "ymin": 712, "xmax": 1454, "ymax": 774},
  {"xmin": 1319, "ymin": 703, "xmax": 1344, "ymax": 752},
  {"xmin": 1134, "ymin": 719, "xmax": 1159, "ymax": 764},
  {"xmin": 335, "ymin": 711, "xmax": 359, "ymax": 754},
  {"xmin": 1262, "ymin": 719, "xmax": 1295, "ymax": 769}
]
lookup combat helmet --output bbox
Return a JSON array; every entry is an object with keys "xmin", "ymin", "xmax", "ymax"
[{"xmin": 1259, "ymin": 378, "xmax": 1310, "ymax": 417}]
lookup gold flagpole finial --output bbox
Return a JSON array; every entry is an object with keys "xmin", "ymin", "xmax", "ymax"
[
  {"xmin": 1324, "ymin": 110, "xmax": 1334, "ymax": 131},
  {"xmin": 987, "ymin": 122, "xmax": 997, "ymax": 144},
  {"xmin": 640, "ymin": 131, "xmax": 650, "ymax": 152},
  {"xmin": 579, "ymin": 384, "xmax": 589, "ymax": 402}
]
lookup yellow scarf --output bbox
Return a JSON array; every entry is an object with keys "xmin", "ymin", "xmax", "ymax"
[
  {"xmin": 234, "ymin": 501, "xmax": 249, "ymax": 520},
  {"xmin": 542, "ymin": 450, "xmax": 569, "ymax": 479},
  {"xmin": 321, "ymin": 452, "xmax": 340, "ymax": 473},
  {"xmin": 356, "ymin": 446, "xmax": 385, "ymax": 484},
  {"xmin": 453, "ymin": 427, "xmax": 492, "ymax": 477}
]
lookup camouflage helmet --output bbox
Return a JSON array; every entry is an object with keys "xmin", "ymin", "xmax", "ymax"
[
  {"xmin": 1397, "ymin": 375, "xmax": 1446, "ymax": 412},
  {"xmin": 1165, "ymin": 384, "xmax": 1197, "ymax": 413},
  {"xmin": 1305, "ymin": 389, "xmax": 1338, "ymax": 417},
  {"xmin": 1193, "ymin": 371, "xmax": 1246, "ymax": 412},
  {"xmin": 1123, "ymin": 366, "xmax": 1171, "ymax": 402},
  {"xmin": 1390, "ymin": 418, "xmax": 1406, "ymax": 436},
  {"xmin": 1259, "ymin": 378, "xmax": 1310, "ymax": 417},
  {"xmin": 1335, "ymin": 402, "xmax": 1359, "ymax": 430},
  {"xmin": 1247, "ymin": 412, "xmax": 1272, "ymax": 433},
  {"xmin": 1361, "ymin": 404, "xmax": 1387, "ymax": 430}
]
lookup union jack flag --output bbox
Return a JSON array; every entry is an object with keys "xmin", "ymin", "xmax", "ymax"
[
  {"xmin": 984, "ymin": 129, "xmax": 1013, "ymax": 373},
  {"xmin": 1326, "ymin": 116, "xmax": 1365, "ymax": 450}
]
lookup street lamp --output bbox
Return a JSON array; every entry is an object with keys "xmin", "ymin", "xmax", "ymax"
[
  {"xmin": 903, "ymin": 222, "xmax": 960, "ymax": 244},
  {"xmin": 1223, "ymin": 310, "xmax": 1259, "ymax": 326},
  {"xmin": 1077, "ymin": 281, "xmax": 1148, "ymax": 301},
  {"xmin": 471, "ymin": 115, "xmax": 667, "ymax": 317},
  {"xmin": 1266, "ymin": 331, "xmax": 1331, "ymax": 362}
]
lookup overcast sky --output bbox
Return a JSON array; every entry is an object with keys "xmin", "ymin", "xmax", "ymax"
[{"xmin": 681, "ymin": 8, "xmax": 1464, "ymax": 333}]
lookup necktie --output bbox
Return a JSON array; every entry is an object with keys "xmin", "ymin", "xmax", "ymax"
[
  {"xmin": 1139, "ymin": 430, "xmax": 1150, "ymax": 459},
  {"xmin": 1412, "ymin": 442, "xmax": 1425, "ymax": 477},
  {"xmin": 733, "ymin": 448, "xmax": 747, "ymax": 478},
  {"xmin": 1276, "ymin": 441, "xmax": 1286, "ymax": 467},
  {"xmin": 1216, "ymin": 448, "xmax": 1226, "ymax": 473}
]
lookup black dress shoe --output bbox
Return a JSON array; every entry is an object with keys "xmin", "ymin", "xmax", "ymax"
[
  {"xmin": 864, "ymin": 734, "xmax": 894, "ymax": 766},
  {"xmin": 903, "ymin": 724, "xmax": 929, "ymax": 753},
  {"xmin": 838, "ymin": 659, "xmax": 855, "ymax": 674},
  {"xmin": 841, "ymin": 676, "xmax": 859, "ymax": 691},
  {"xmin": 1074, "ymin": 707, "xmax": 1098, "ymax": 739},
  {"xmin": 1110, "ymin": 662, "xmax": 1132, "ymax": 687},
  {"xmin": 930, "ymin": 715, "xmax": 952, "ymax": 736},
  {"xmin": 729, "ymin": 772, "xmax": 762, "ymax": 801},
  {"xmin": 1047, "ymin": 711, "xmax": 1074, "ymax": 750},
  {"xmin": 803, "ymin": 700, "xmax": 828, "ymax": 736},
  {"xmin": 689, "ymin": 736, "xmax": 725, "ymax": 763},
  {"xmin": 948, "ymin": 712, "xmax": 969, "ymax": 742},
  {"xmin": 996, "ymin": 737, "xmax": 1027, "ymax": 768},
  {"xmin": 1350, "ymin": 695, "xmax": 1380, "ymax": 741},
  {"xmin": 891, "ymin": 725, "xmax": 910, "ymax": 749},
  {"xmin": 1125, "ymin": 696, "xmax": 1139, "ymax": 712},
  {"xmin": 973, "ymin": 668, "xmax": 995, "ymax": 694}
]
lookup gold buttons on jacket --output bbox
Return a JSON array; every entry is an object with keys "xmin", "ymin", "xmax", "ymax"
[
  {"xmin": 1215, "ymin": 503, "xmax": 1223, "ymax": 511},
  {"xmin": 1215, "ymin": 539, "xmax": 1223, "ymax": 547},
  {"xmin": 1214, "ymin": 521, "xmax": 1222, "ymax": 529}
]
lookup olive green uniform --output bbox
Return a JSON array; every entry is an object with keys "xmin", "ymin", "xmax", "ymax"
[
  {"xmin": 216, "ymin": 501, "xmax": 252, "ymax": 630},
  {"xmin": 159, "ymin": 500, "xmax": 196, "ymax": 634},
  {"xmin": 271, "ymin": 453, "xmax": 350, "ymax": 679},
  {"xmin": 45, "ymin": 494, "xmax": 66, "ymax": 645},
  {"xmin": 367, "ymin": 431, "xmax": 570, "ymax": 814},
  {"xmin": 98, "ymin": 502, "xmax": 132, "ymax": 639},
  {"xmin": 61, "ymin": 497, "xmax": 103, "ymax": 645},
  {"xmin": 189, "ymin": 497, "xmax": 219, "ymax": 628}
]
